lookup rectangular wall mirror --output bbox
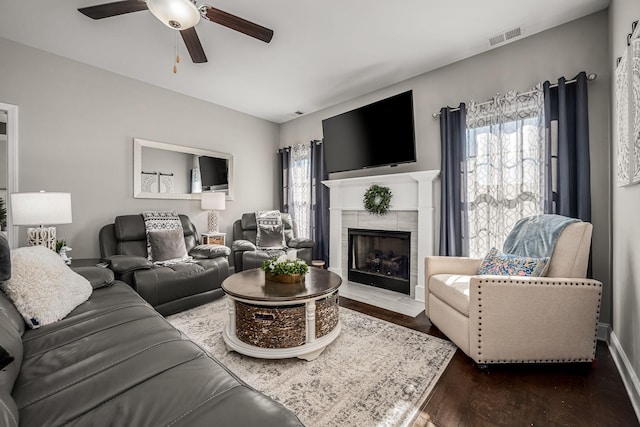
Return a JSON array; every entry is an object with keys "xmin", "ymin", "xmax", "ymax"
[{"xmin": 133, "ymin": 138, "xmax": 234, "ymax": 200}]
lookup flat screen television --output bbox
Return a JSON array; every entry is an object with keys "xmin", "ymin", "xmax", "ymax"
[
  {"xmin": 198, "ymin": 156, "xmax": 228, "ymax": 191},
  {"xmin": 321, "ymin": 90, "xmax": 416, "ymax": 174}
]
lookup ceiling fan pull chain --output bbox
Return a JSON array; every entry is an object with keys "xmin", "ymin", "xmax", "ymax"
[
  {"xmin": 173, "ymin": 31, "xmax": 180, "ymax": 74},
  {"xmin": 176, "ymin": 31, "xmax": 180, "ymax": 64}
]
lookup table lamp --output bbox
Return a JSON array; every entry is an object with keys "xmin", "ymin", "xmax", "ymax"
[
  {"xmin": 201, "ymin": 192, "xmax": 225, "ymax": 233},
  {"xmin": 11, "ymin": 191, "xmax": 72, "ymax": 250}
]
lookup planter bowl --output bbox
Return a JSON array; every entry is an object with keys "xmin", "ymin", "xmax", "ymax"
[{"xmin": 265, "ymin": 272, "xmax": 306, "ymax": 283}]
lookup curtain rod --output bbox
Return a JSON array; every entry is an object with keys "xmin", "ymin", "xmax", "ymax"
[
  {"xmin": 432, "ymin": 73, "xmax": 597, "ymax": 118},
  {"xmin": 276, "ymin": 139, "xmax": 322, "ymax": 153}
]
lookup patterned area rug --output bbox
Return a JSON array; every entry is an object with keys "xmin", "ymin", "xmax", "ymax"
[{"xmin": 167, "ymin": 297, "xmax": 456, "ymax": 427}]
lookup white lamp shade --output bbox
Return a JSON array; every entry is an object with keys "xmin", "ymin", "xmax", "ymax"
[
  {"xmin": 201, "ymin": 192, "xmax": 226, "ymax": 211},
  {"xmin": 11, "ymin": 192, "xmax": 72, "ymax": 226},
  {"xmin": 147, "ymin": 0, "xmax": 201, "ymax": 30}
]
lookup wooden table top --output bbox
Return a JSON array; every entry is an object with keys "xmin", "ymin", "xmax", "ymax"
[{"xmin": 222, "ymin": 268, "xmax": 342, "ymax": 302}]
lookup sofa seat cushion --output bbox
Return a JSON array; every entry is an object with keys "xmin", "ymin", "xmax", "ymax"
[
  {"xmin": 20, "ymin": 282, "xmax": 149, "ymax": 345},
  {"xmin": 132, "ymin": 257, "xmax": 229, "ymax": 307},
  {"xmin": 429, "ymin": 274, "xmax": 472, "ymax": 316}
]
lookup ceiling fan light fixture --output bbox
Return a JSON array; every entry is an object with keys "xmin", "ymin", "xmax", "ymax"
[{"xmin": 147, "ymin": 0, "xmax": 201, "ymax": 30}]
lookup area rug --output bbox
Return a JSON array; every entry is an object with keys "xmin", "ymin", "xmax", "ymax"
[{"xmin": 167, "ymin": 297, "xmax": 456, "ymax": 427}]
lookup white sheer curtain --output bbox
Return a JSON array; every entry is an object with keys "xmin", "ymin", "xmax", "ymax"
[
  {"xmin": 465, "ymin": 85, "xmax": 546, "ymax": 258},
  {"xmin": 289, "ymin": 143, "xmax": 311, "ymax": 237}
]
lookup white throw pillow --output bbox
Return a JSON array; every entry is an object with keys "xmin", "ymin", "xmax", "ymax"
[{"xmin": 1, "ymin": 246, "xmax": 92, "ymax": 329}]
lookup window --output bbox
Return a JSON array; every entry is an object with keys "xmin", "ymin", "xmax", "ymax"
[
  {"xmin": 464, "ymin": 89, "xmax": 546, "ymax": 257},
  {"xmin": 289, "ymin": 144, "xmax": 311, "ymax": 238}
]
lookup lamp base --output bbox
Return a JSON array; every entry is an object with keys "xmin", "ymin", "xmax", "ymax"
[
  {"xmin": 208, "ymin": 210, "xmax": 220, "ymax": 233},
  {"xmin": 27, "ymin": 226, "xmax": 56, "ymax": 251}
]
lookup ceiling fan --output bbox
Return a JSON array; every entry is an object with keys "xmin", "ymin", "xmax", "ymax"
[{"xmin": 78, "ymin": 0, "xmax": 274, "ymax": 64}]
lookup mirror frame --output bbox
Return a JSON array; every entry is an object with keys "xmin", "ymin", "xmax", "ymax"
[{"xmin": 133, "ymin": 138, "xmax": 234, "ymax": 200}]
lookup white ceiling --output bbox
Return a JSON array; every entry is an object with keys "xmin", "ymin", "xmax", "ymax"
[{"xmin": 0, "ymin": 0, "xmax": 609, "ymax": 123}]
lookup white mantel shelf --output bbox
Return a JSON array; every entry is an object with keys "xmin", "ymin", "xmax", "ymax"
[{"xmin": 322, "ymin": 170, "xmax": 440, "ymax": 305}]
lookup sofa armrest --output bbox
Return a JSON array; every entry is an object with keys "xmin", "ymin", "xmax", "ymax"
[
  {"xmin": 232, "ymin": 240, "xmax": 257, "ymax": 252},
  {"xmin": 106, "ymin": 255, "xmax": 153, "ymax": 275},
  {"xmin": 424, "ymin": 256, "xmax": 482, "ymax": 312},
  {"xmin": 467, "ymin": 276, "xmax": 603, "ymax": 364},
  {"xmin": 189, "ymin": 244, "xmax": 231, "ymax": 259},
  {"xmin": 72, "ymin": 266, "xmax": 115, "ymax": 289},
  {"xmin": 288, "ymin": 238, "xmax": 314, "ymax": 249},
  {"xmin": 425, "ymin": 256, "xmax": 483, "ymax": 278}
]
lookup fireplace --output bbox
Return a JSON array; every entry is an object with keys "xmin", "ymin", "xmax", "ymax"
[
  {"xmin": 323, "ymin": 170, "xmax": 439, "ymax": 305},
  {"xmin": 348, "ymin": 228, "xmax": 411, "ymax": 295}
]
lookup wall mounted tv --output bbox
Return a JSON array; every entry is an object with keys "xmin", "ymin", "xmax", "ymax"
[{"xmin": 321, "ymin": 90, "xmax": 416, "ymax": 174}]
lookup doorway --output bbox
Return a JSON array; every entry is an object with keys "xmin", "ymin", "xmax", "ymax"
[{"xmin": 0, "ymin": 103, "xmax": 18, "ymax": 248}]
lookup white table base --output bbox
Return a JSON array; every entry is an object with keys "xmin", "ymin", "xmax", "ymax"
[{"xmin": 223, "ymin": 294, "xmax": 341, "ymax": 361}]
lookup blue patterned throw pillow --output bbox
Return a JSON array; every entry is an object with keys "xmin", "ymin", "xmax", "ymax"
[{"xmin": 477, "ymin": 247, "xmax": 550, "ymax": 277}]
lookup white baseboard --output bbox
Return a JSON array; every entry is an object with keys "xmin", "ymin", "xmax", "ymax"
[{"xmin": 609, "ymin": 331, "xmax": 640, "ymax": 423}]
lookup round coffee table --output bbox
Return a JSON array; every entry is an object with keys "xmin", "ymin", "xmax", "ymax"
[{"xmin": 221, "ymin": 267, "xmax": 342, "ymax": 361}]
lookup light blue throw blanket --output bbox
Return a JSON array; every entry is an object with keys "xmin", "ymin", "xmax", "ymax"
[{"xmin": 502, "ymin": 214, "xmax": 580, "ymax": 258}]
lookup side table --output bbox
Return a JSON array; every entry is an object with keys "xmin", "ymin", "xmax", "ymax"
[{"xmin": 201, "ymin": 232, "xmax": 226, "ymax": 245}]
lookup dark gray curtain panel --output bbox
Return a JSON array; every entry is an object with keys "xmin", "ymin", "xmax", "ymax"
[
  {"xmin": 277, "ymin": 147, "xmax": 291, "ymax": 213},
  {"xmin": 310, "ymin": 141, "xmax": 329, "ymax": 264},
  {"xmin": 439, "ymin": 104, "xmax": 467, "ymax": 256},
  {"xmin": 543, "ymin": 71, "xmax": 591, "ymax": 223}
]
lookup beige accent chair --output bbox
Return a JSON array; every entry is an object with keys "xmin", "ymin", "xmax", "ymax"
[{"xmin": 425, "ymin": 221, "xmax": 602, "ymax": 365}]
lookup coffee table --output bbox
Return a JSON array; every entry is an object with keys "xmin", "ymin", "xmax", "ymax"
[{"xmin": 221, "ymin": 267, "xmax": 342, "ymax": 361}]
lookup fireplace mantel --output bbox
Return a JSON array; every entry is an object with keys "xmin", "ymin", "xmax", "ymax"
[{"xmin": 322, "ymin": 170, "xmax": 439, "ymax": 303}]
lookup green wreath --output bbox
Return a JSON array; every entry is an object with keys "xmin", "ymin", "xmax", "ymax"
[{"xmin": 363, "ymin": 185, "xmax": 392, "ymax": 215}]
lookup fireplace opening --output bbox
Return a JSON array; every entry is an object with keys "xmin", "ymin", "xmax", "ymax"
[{"xmin": 348, "ymin": 228, "xmax": 411, "ymax": 295}]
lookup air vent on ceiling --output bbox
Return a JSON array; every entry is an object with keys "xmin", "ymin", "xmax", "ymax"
[
  {"xmin": 489, "ymin": 34, "xmax": 505, "ymax": 46},
  {"xmin": 489, "ymin": 27, "xmax": 522, "ymax": 46},
  {"xmin": 294, "ymin": 111, "xmax": 304, "ymax": 116}
]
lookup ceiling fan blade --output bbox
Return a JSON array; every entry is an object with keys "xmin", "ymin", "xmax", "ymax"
[
  {"xmin": 180, "ymin": 27, "xmax": 208, "ymax": 63},
  {"xmin": 203, "ymin": 7, "xmax": 274, "ymax": 43},
  {"xmin": 78, "ymin": 0, "xmax": 148, "ymax": 19}
]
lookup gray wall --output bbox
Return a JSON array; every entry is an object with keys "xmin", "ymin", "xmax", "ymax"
[
  {"xmin": 0, "ymin": 36, "xmax": 280, "ymax": 258},
  {"xmin": 610, "ymin": 0, "xmax": 640, "ymax": 414},
  {"xmin": 280, "ymin": 11, "xmax": 612, "ymax": 325}
]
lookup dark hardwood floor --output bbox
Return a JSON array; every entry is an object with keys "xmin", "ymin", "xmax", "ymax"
[{"xmin": 339, "ymin": 296, "xmax": 639, "ymax": 427}]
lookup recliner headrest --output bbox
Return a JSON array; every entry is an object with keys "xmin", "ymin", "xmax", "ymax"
[
  {"xmin": 241, "ymin": 212, "xmax": 293, "ymax": 231},
  {"xmin": 114, "ymin": 214, "xmax": 195, "ymax": 242}
]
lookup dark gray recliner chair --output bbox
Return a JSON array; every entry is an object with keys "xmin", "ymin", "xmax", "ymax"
[
  {"xmin": 231, "ymin": 212, "xmax": 315, "ymax": 272},
  {"xmin": 99, "ymin": 214, "xmax": 230, "ymax": 316}
]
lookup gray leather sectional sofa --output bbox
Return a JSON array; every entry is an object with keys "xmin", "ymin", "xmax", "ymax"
[{"xmin": 0, "ymin": 236, "xmax": 303, "ymax": 426}]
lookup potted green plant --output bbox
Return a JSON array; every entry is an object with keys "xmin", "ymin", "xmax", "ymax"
[{"xmin": 261, "ymin": 251, "xmax": 309, "ymax": 283}]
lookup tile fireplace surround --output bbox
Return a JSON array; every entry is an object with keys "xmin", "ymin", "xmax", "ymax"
[{"xmin": 323, "ymin": 170, "xmax": 439, "ymax": 311}]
